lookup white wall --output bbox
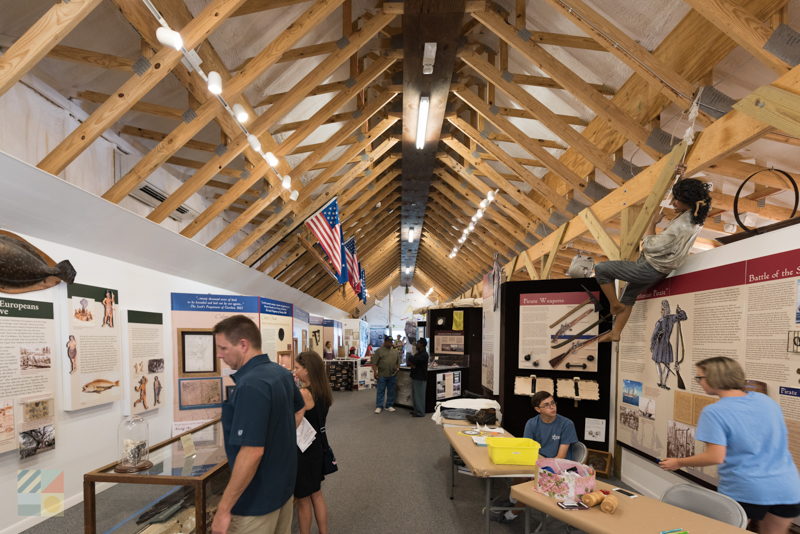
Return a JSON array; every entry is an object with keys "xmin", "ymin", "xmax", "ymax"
[
  {"xmin": 0, "ymin": 150, "xmax": 348, "ymax": 534},
  {"xmin": 619, "ymin": 223, "xmax": 800, "ymax": 500},
  {"xmin": 363, "ymin": 285, "xmax": 433, "ymax": 333}
]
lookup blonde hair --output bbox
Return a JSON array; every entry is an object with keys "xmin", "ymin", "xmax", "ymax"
[{"xmin": 696, "ymin": 356, "xmax": 745, "ymax": 390}]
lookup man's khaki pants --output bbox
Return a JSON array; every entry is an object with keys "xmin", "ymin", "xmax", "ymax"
[{"xmin": 229, "ymin": 498, "xmax": 293, "ymax": 534}]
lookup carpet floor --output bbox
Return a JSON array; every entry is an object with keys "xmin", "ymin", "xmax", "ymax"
[{"xmin": 22, "ymin": 389, "xmax": 612, "ymax": 533}]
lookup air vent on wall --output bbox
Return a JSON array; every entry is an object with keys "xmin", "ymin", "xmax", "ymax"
[{"xmin": 129, "ymin": 183, "xmax": 194, "ymax": 222}]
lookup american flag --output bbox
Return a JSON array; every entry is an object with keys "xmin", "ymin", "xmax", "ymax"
[
  {"xmin": 358, "ymin": 264, "xmax": 367, "ymax": 303},
  {"xmin": 343, "ymin": 238, "xmax": 361, "ymax": 295},
  {"xmin": 305, "ymin": 198, "xmax": 347, "ymax": 284}
]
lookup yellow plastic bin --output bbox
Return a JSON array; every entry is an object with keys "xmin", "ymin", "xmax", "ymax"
[{"xmin": 486, "ymin": 437, "xmax": 540, "ymax": 466}]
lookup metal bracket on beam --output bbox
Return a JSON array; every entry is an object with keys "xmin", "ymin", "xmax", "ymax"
[
  {"xmin": 489, "ymin": 104, "xmax": 500, "ymax": 115},
  {"xmin": 336, "ymin": 37, "xmax": 350, "ymax": 49},
  {"xmin": 214, "ymin": 144, "xmax": 228, "ymax": 156},
  {"xmin": 646, "ymin": 127, "xmax": 681, "ymax": 154},
  {"xmin": 355, "ymin": 132, "xmax": 366, "ymax": 142},
  {"xmin": 517, "ymin": 28, "xmax": 531, "ymax": 41},
  {"xmin": 240, "ymin": 170, "xmax": 251, "ymax": 179},
  {"xmin": 566, "ymin": 198, "xmax": 588, "ymax": 215},
  {"xmin": 698, "ymin": 86, "xmax": 735, "ymax": 119},
  {"xmin": 360, "ymin": 153, "xmax": 370, "ymax": 161},
  {"xmin": 764, "ymin": 24, "xmax": 800, "ymax": 66},
  {"xmin": 584, "ymin": 180, "xmax": 611, "ymax": 201},
  {"xmin": 535, "ymin": 222, "xmax": 552, "ymax": 237},
  {"xmin": 465, "ymin": 165, "xmax": 475, "ymax": 175},
  {"xmin": 182, "ymin": 109, "xmax": 197, "ymax": 123},
  {"xmin": 548, "ymin": 212, "xmax": 569, "ymax": 227},
  {"xmin": 611, "ymin": 158, "xmax": 642, "ymax": 181},
  {"xmin": 344, "ymin": 78, "xmax": 357, "ymax": 88},
  {"xmin": 132, "ymin": 57, "xmax": 151, "ymax": 76},
  {"xmin": 352, "ymin": 109, "xmax": 362, "ymax": 119},
  {"xmin": 501, "ymin": 70, "xmax": 514, "ymax": 82}
]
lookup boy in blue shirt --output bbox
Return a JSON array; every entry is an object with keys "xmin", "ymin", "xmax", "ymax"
[{"xmin": 492, "ymin": 391, "xmax": 578, "ymax": 523}]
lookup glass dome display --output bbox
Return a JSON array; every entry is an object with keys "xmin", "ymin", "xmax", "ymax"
[{"xmin": 114, "ymin": 415, "xmax": 152, "ymax": 473}]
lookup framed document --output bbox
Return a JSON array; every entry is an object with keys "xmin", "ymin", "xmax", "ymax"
[{"xmin": 179, "ymin": 329, "xmax": 218, "ymax": 377}]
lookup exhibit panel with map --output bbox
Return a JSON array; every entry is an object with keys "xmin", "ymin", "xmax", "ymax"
[
  {"xmin": 617, "ymin": 247, "xmax": 800, "ymax": 485},
  {"xmin": 170, "ymin": 293, "xmax": 259, "ymax": 424}
]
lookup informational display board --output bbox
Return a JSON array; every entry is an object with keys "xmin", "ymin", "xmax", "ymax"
[
  {"xmin": 63, "ymin": 283, "xmax": 122, "ymax": 410},
  {"xmin": 309, "ymin": 315, "xmax": 324, "ymax": 353},
  {"xmin": 170, "ymin": 293, "xmax": 258, "ymax": 423},
  {"xmin": 259, "ymin": 297, "xmax": 293, "ymax": 370},
  {"xmin": 0, "ymin": 296, "xmax": 57, "ymax": 457},
  {"xmin": 518, "ymin": 291, "xmax": 601, "ymax": 372},
  {"xmin": 617, "ymin": 248, "xmax": 800, "ymax": 485},
  {"xmin": 482, "ymin": 272, "xmax": 501, "ymax": 394},
  {"xmin": 126, "ymin": 310, "xmax": 164, "ymax": 415},
  {"xmin": 293, "ymin": 307, "xmax": 309, "ymax": 353}
]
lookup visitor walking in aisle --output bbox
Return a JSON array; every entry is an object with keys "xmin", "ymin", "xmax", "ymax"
[
  {"xmin": 322, "ymin": 340, "xmax": 334, "ymax": 360},
  {"xmin": 408, "ymin": 338, "xmax": 429, "ymax": 417},
  {"xmin": 211, "ymin": 315, "xmax": 304, "ymax": 534},
  {"xmin": 293, "ymin": 351, "xmax": 334, "ymax": 534},
  {"xmin": 594, "ymin": 178, "xmax": 711, "ymax": 343},
  {"xmin": 491, "ymin": 391, "xmax": 578, "ymax": 524},
  {"xmin": 371, "ymin": 336, "xmax": 399, "ymax": 413},
  {"xmin": 660, "ymin": 357, "xmax": 800, "ymax": 534}
]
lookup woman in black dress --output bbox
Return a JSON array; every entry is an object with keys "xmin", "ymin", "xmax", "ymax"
[{"xmin": 294, "ymin": 351, "xmax": 333, "ymax": 534}]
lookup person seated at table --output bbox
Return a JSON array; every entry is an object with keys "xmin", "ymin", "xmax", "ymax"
[
  {"xmin": 491, "ymin": 391, "xmax": 578, "ymax": 524},
  {"xmin": 660, "ymin": 357, "xmax": 800, "ymax": 534}
]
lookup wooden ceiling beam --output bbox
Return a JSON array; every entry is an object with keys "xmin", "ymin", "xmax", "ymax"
[
  {"xmin": 119, "ymin": 125, "xmax": 217, "ymax": 152},
  {"xmin": 75, "ymin": 93, "xmax": 184, "ymax": 120},
  {"xmin": 432, "ymin": 166, "xmax": 529, "ymax": 244},
  {"xmin": 169, "ymin": 158, "xmax": 244, "ymax": 178},
  {"xmin": 424, "ymin": 212, "xmax": 496, "ymax": 269},
  {"xmin": 0, "ymin": 0, "xmax": 103, "ymax": 97},
  {"xmin": 340, "ymin": 170, "xmax": 401, "ymax": 214},
  {"xmin": 233, "ymin": 0, "xmax": 315, "ymax": 17},
  {"xmin": 458, "ymin": 50, "xmax": 622, "ymax": 185},
  {"xmin": 237, "ymin": 137, "xmax": 400, "ymax": 263},
  {"xmin": 38, "ymin": 0, "xmax": 249, "ymax": 176},
  {"xmin": 472, "ymin": 8, "xmax": 661, "ymax": 160},
  {"xmin": 420, "ymin": 230, "xmax": 484, "ymax": 281},
  {"xmin": 256, "ymin": 80, "xmax": 347, "ymax": 107},
  {"xmin": 511, "ymin": 72, "xmax": 615, "ymax": 96},
  {"xmin": 234, "ymin": 40, "xmax": 339, "ymax": 71},
  {"xmin": 102, "ymin": 0, "xmax": 342, "ymax": 205},
  {"xmin": 542, "ymin": 0, "xmax": 701, "ymax": 113},
  {"xmin": 435, "ymin": 152, "xmax": 540, "ymax": 237},
  {"xmin": 152, "ymin": 12, "xmax": 395, "ymax": 226},
  {"xmin": 441, "ymin": 135, "xmax": 560, "ymax": 224},
  {"xmin": 683, "ymin": 0, "xmax": 791, "ymax": 75},
  {"xmin": 289, "ymin": 89, "xmax": 400, "ymax": 180},
  {"xmin": 494, "ymin": 106, "xmax": 587, "ymax": 127},
  {"xmin": 451, "ymin": 86, "xmax": 592, "ymax": 206}
]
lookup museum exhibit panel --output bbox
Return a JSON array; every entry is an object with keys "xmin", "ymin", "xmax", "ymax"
[{"xmin": 3, "ymin": 0, "xmax": 800, "ymax": 532}]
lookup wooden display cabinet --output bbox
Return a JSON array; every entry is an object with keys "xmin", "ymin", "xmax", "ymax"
[{"xmin": 84, "ymin": 418, "xmax": 227, "ymax": 534}]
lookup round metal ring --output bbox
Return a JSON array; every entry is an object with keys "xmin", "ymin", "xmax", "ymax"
[{"xmin": 733, "ymin": 168, "xmax": 798, "ymax": 232}]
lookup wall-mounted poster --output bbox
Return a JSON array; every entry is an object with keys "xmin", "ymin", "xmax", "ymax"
[
  {"xmin": 259, "ymin": 297, "xmax": 293, "ymax": 369},
  {"xmin": 433, "ymin": 331, "xmax": 464, "ymax": 355},
  {"xmin": 0, "ymin": 296, "xmax": 57, "ymax": 454},
  {"xmin": 482, "ymin": 272, "xmax": 501, "ymax": 394},
  {"xmin": 64, "ymin": 284, "xmax": 122, "ymax": 410},
  {"xmin": 617, "ymin": 247, "xmax": 800, "ymax": 485},
  {"xmin": 127, "ymin": 311, "xmax": 164, "ymax": 415},
  {"xmin": 171, "ymin": 293, "xmax": 258, "ymax": 422},
  {"xmin": 518, "ymin": 292, "xmax": 601, "ymax": 372}
]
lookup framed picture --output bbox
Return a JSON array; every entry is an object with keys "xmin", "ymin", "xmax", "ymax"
[
  {"xmin": 178, "ymin": 377, "xmax": 223, "ymax": 410},
  {"xmin": 585, "ymin": 448, "xmax": 612, "ymax": 477},
  {"xmin": 179, "ymin": 329, "xmax": 218, "ymax": 377}
]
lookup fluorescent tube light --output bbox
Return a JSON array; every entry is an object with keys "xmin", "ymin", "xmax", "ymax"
[{"xmin": 415, "ymin": 96, "xmax": 430, "ymax": 150}]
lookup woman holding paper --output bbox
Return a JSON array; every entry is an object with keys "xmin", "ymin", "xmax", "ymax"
[
  {"xmin": 660, "ymin": 357, "xmax": 800, "ymax": 534},
  {"xmin": 293, "ymin": 351, "xmax": 333, "ymax": 534}
]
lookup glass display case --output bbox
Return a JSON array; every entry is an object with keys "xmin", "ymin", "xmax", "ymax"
[{"xmin": 84, "ymin": 418, "xmax": 227, "ymax": 534}]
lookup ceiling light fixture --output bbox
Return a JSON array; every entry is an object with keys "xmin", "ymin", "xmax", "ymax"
[
  {"xmin": 425, "ymin": 288, "xmax": 434, "ymax": 298},
  {"xmin": 155, "ymin": 26, "xmax": 183, "ymax": 50},
  {"xmin": 232, "ymin": 103, "xmax": 249, "ymax": 123},
  {"xmin": 246, "ymin": 134, "xmax": 261, "ymax": 153},
  {"xmin": 405, "ymin": 266, "xmax": 411, "ymax": 274},
  {"xmin": 207, "ymin": 71, "xmax": 222, "ymax": 95},
  {"xmin": 487, "ymin": 190, "xmax": 496, "ymax": 202},
  {"xmin": 289, "ymin": 189, "xmax": 299, "ymax": 201},
  {"xmin": 408, "ymin": 227, "xmax": 415, "ymax": 243},
  {"xmin": 415, "ymin": 96, "xmax": 430, "ymax": 150},
  {"xmin": 479, "ymin": 199, "xmax": 488, "ymax": 209},
  {"xmin": 264, "ymin": 151, "xmax": 279, "ymax": 168},
  {"xmin": 422, "ymin": 42, "xmax": 437, "ymax": 75},
  {"xmin": 281, "ymin": 175, "xmax": 291, "ymax": 190}
]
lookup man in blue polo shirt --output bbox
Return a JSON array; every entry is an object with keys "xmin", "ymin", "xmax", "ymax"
[{"xmin": 211, "ymin": 315, "xmax": 304, "ymax": 534}]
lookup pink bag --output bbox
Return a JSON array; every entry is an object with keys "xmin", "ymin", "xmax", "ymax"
[{"xmin": 534, "ymin": 458, "xmax": 595, "ymax": 501}]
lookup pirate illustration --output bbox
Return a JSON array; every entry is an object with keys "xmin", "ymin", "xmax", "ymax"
[{"xmin": 650, "ymin": 300, "xmax": 687, "ymax": 389}]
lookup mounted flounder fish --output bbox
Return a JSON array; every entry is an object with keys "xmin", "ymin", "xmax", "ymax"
[
  {"xmin": 0, "ymin": 230, "xmax": 76, "ymax": 293},
  {"xmin": 82, "ymin": 379, "xmax": 120, "ymax": 393}
]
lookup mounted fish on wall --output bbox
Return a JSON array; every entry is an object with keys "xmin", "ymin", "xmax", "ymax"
[{"xmin": 0, "ymin": 230, "xmax": 76, "ymax": 293}]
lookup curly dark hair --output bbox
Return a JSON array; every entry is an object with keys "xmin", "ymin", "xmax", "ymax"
[{"xmin": 672, "ymin": 178, "xmax": 712, "ymax": 225}]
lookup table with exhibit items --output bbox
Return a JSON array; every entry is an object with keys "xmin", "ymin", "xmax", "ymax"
[
  {"xmin": 443, "ymin": 426, "xmax": 537, "ymax": 534},
  {"xmin": 510, "ymin": 479, "xmax": 748, "ymax": 534}
]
